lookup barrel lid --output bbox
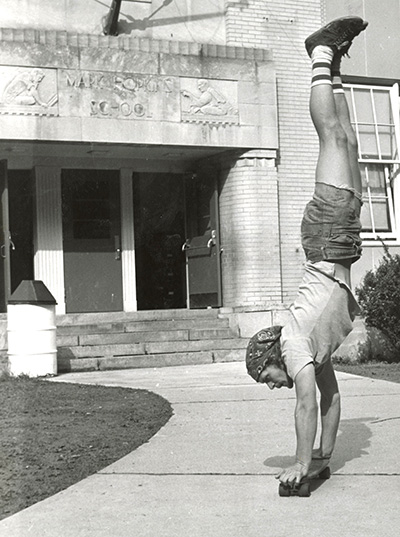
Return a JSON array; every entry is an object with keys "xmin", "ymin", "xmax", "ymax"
[{"xmin": 8, "ymin": 280, "xmax": 57, "ymax": 305}]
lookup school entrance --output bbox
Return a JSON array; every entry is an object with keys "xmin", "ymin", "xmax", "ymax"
[
  {"xmin": 133, "ymin": 171, "xmax": 222, "ymax": 310},
  {"xmin": 0, "ymin": 159, "xmax": 222, "ymax": 313}
]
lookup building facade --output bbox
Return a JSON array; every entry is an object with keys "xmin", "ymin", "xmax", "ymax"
[{"xmin": 0, "ymin": 1, "xmax": 399, "ymax": 336}]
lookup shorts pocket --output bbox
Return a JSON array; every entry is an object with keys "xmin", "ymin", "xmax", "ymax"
[{"xmin": 328, "ymin": 234, "xmax": 356, "ymax": 245}]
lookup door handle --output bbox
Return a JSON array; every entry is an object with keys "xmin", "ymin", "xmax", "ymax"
[
  {"xmin": 0, "ymin": 235, "xmax": 15, "ymax": 258},
  {"xmin": 114, "ymin": 235, "xmax": 121, "ymax": 260},
  {"xmin": 207, "ymin": 229, "xmax": 217, "ymax": 248},
  {"xmin": 182, "ymin": 240, "xmax": 190, "ymax": 252}
]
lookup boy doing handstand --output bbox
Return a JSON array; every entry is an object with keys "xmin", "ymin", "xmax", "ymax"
[{"xmin": 246, "ymin": 16, "xmax": 368, "ymax": 487}]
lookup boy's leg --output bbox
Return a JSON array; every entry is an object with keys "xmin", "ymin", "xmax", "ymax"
[
  {"xmin": 331, "ymin": 55, "xmax": 362, "ymax": 195},
  {"xmin": 305, "ymin": 17, "xmax": 368, "ymax": 190},
  {"xmin": 309, "ymin": 46, "xmax": 354, "ymax": 190}
]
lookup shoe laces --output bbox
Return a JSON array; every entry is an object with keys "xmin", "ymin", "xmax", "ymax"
[
  {"xmin": 337, "ymin": 41, "xmax": 352, "ymax": 57},
  {"xmin": 332, "ymin": 21, "xmax": 359, "ymax": 47}
]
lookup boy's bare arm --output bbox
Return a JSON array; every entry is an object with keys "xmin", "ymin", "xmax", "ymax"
[
  {"xmin": 316, "ymin": 360, "xmax": 341, "ymax": 458},
  {"xmin": 277, "ymin": 363, "xmax": 318, "ymax": 484}
]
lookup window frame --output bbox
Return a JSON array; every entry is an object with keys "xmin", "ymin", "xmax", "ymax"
[{"xmin": 344, "ymin": 82, "xmax": 400, "ymax": 243}]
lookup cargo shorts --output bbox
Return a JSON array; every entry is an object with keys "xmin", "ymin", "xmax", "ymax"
[{"xmin": 301, "ymin": 182, "xmax": 362, "ymax": 264}]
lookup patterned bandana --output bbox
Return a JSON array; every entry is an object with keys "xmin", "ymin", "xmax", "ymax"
[{"xmin": 245, "ymin": 326, "xmax": 282, "ymax": 382}]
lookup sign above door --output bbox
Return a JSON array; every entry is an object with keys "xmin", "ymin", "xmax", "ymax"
[{"xmin": 0, "ymin": 34, "xmax": 278, "ymax": 150}]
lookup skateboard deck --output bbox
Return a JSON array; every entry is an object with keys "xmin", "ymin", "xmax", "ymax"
[{"xmin": 278, "ymin": 463, "xmax": 331, "ymax": 497}]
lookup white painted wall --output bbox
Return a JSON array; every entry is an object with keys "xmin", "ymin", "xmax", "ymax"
[{"xmin": 0, "ymin": 0, "xmax": 226, "ymax": 44}]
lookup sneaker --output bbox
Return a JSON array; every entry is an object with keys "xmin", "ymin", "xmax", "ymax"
[{"xmin": 305, "ymin": 16, "xmax": 368, "ymax": 57}]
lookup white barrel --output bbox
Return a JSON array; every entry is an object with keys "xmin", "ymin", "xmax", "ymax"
[
  {"xmin": 7, "ymin": 303, "xmax": 57, "ymax": 377},
  {"xmin": 7, "ymin": 281, "xmax": 57, "ymax": 377}
]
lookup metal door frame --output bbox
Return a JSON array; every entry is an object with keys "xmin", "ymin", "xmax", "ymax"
[{"xmin": 0, "ymin": 160, "xmax": 11, "ymax": 311}]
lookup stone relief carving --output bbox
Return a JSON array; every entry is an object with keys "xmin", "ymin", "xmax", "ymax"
[
  {"xmin": 0, "ymin": 66, "xmax": 240, "ymax": 127},
  {"xmin": 0, "ymin": 67, "xmax": 58, "ymax": 115},
  {"xmin": 180, "ymin": 78, "xmax": 239, "ymax": 124}
]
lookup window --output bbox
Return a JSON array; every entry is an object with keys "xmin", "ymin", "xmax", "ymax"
[{"xmin": 344, "ymin": 83, "xmax": 400, "ymax": 241}]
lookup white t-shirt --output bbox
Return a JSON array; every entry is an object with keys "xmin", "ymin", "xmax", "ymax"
[{"xmin": 281, "ymin": 261, "xmax": 360, "ymax": 381}]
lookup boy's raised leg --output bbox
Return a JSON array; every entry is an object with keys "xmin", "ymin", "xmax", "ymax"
[
  {"xmin": 309, "ymin": 45, "xmax": 354, "ymax": 190},
  {"xmin": 331, "ymin": 54, "xmax": 363, "ymax": 194}
]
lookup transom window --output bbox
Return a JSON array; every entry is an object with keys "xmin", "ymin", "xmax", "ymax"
[{"xmin": 344, "ymin": 83, "xmax": 400, "ymax": 241}]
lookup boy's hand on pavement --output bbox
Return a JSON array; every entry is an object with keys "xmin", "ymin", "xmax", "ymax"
[{"xmin": 276, "ymin": 461, "xmax": 309, "ymax": 485}]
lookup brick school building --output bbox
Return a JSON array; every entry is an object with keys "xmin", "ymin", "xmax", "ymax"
[{"xmin": 0, "ymin": 1, "xmax": 399, "ymax": 350}]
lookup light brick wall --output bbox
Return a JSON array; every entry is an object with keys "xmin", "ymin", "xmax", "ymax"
[
  {"xmin": 225, "ymin": 0, "xmax": 323, "ymax": 303},
  {"xmin": 219, "ymin": 152, "xmax": 282, "ymax": 308}
]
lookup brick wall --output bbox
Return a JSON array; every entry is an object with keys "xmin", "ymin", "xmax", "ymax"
[
  {"xmin": 219, "ymin": 151, "xmax": 282, "ymax": 308},
  {"xmin": 225, "ymin": 0, "xmax": 323, "ymax": 303}
]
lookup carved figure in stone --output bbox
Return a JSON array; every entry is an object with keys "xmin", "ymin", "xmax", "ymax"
[
  {"xmin": 181, "ymin": 79, "xmax": 236, "ymax": 116},
  {"xmin": 2, "ymin": 69, "xmax": 50, "ymax": 107}
]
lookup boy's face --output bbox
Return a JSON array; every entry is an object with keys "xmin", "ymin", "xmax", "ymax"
[{"xmin": 258, "ymin": 364, "xmax": 293, "ymax": 390}]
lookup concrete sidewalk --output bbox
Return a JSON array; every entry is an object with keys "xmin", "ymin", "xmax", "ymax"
[{"xmin": 1, "ymin": 362, "xmax": 399, "ymax": 537}]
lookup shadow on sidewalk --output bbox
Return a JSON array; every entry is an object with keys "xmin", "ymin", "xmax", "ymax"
[{"xmin": 262, "ymin": 417, "xmax": 373, "ymax": 474}]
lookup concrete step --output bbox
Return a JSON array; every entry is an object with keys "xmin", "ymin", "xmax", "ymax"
[
  {"xmin": 56, "ymin": 308, "xmax": 219, "ymax": 326},
  {"xmin": 55, "ymin": 309, "xmax": 246, "ymax": 373},
  {"xmin": 58, "ymin": 346, "xmax": 247, "ymax": 373},
  {"xmin": 58, "ymin": 328, "xmax": 233, "ymax": 347},
  {"xmin": 56, "ymin": 317, "xmax": 230, "ymax": 336},
  {"xmin": 58, "ymin": 337, "xmax": 247, "ymax": 359}
]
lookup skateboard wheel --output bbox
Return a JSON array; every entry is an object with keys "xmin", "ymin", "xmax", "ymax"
[
  {"xmin": 298, "ymin": 482, "xmax": 310, "ymax": 497},
  {"xmin": 279, "ymin": 483, "xmax": 290, "ymax": 497},
  {"xmin": 318, "ymin": 466, "xmax": 331, "ymax": 480}
]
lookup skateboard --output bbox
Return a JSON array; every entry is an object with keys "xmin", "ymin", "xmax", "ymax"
[{"xmin": 278, "ymin": 465, "xmax": 331, "ymax": 497}]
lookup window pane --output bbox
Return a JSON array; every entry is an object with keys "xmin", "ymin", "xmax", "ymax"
[
  {"xmin": 371, "ymin": 198, "xmax": 391, "ymax": 231},
  {"xmin": 379, "ymin": 125, "xmax": 398, "ymax": 160},
  {"xmin": 73, "ymin": 220, "xmax": 111, "ymax": 239},
  {"xmin": 360, "ymin": 202, "xmax": 372, "ymax": 230},
  {"xmin": 358, "ymin": 124, "xmax": 378, "ymax": 158},
  {"xmin": 360, "ymin": 164, "xmax": 392, "ymax": 233},
  {"xmin": 374, "ymin": 90, "xmax": 392, "ymax": 125},
  {"xmin": 353, "ymin": 88, "xmax": 374, "ymax": 123},
  {"xmin": 360, "ymin": 198, "xmax": 391, "ymax": 232},
  {"xmin": 349, "ymin": 87, "xmax": 398, "ymax": 160},
  {"xmin": 364, "ymin": 164, "xmax": 386, "ymax": 191}
]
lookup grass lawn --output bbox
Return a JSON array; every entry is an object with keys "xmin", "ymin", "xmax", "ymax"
[
  {"xmin": 0, "ymin": 376, "xmax": 172, "ymax": 521},
  {"xmin": 334, "ymin": 362, "xmax": 400, "ymax": 383},
  {"xmin": 0, "ymin": 362, "xmax": 399, "ymax": 521}
]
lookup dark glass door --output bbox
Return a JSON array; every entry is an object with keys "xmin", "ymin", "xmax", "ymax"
[
  {"xmin": 9, "ymin": 170, "xmax": 34, "ymax": 293},
  {"xmin": 133, "ymin": 173, "xmax": 186, "ymax": 310},
  {"xmin": 183, "ymin": 172, "xmax": 222, "ymax": 308},
  {"xmin": 62, "ymin": 170, "xmax": 123, "ymax": 313}
]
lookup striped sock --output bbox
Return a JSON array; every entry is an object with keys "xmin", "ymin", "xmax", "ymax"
[
  {"xmin": 332, "ymin": 69, "xmax": 345, "ymax": 94},
  {"xmin": 311, "ymin": 45, "xmax": 334, "ymax": 88},
  {"xmin": 331, "ymin": 53, "xmax": 345, "ymax": 94}
]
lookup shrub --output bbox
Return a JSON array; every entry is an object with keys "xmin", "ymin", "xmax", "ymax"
[
  {"xmin": 356, "ymin": 248, "xmax": 400, "ymax": 360},
  {"xmin": 356, "ymin": 326, "xmax": 399, "ymax": 363}
]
